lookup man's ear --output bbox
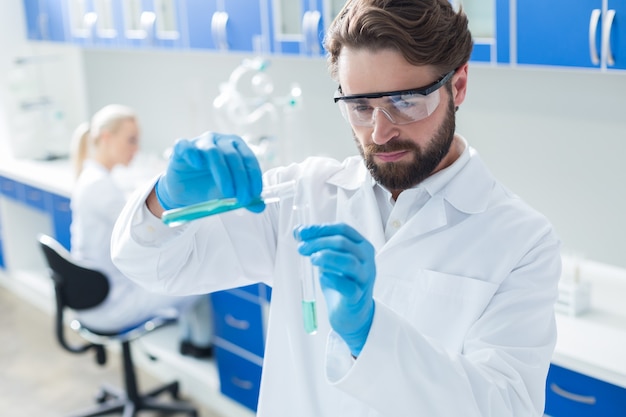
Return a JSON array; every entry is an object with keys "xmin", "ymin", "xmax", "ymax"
[{"xmin": 452, "ymin": 63, "xmax": 469, "ymax": 108}]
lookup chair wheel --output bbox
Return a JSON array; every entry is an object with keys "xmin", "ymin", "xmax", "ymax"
[{"xmin": 94, "ymin": 389, "xmax": 111, "ymax": 403}]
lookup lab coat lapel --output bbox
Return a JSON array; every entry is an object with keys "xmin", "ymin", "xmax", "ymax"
[
  {"xmin": 326, "ymin": 159, "xmax": 386, "ymax": 252},
  {"xmin": 380, "ymin": 149, "xmax": 495, "ymax": 254},
  {"xmin": 381, "ymin": 194, "xmax": 447, "ymax": 254},
  {"xmin": 338, "ymin": 186, "xmax": 387, "ymax": 252}
]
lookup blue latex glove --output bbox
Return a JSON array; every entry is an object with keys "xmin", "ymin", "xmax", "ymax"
[
  {"xmin": 295, "ymin": 223, "xmax": 376, "ymax": 357},
  {"xmin": 155, "ymin": 132, "xmax": 264, "ymax": 212}
]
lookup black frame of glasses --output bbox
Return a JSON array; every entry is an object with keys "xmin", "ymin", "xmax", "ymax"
[{"xmin": 334, "ymin": 70, "xmax": 455, "ymax": 103}]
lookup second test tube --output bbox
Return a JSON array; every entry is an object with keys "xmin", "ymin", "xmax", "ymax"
[{"xmin": 294, "ymin": 203, "xmax": 318, "ymax": 335}]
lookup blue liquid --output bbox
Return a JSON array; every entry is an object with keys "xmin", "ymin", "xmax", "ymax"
[
  {"xmin": 302, "ymin": 300, "xmax": 317, "ymax": 335},
  {"xmin": 162, "ymin": 197, "xmax": 264, "ymax": 226}
]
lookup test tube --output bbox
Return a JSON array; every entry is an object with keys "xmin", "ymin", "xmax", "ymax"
[
  {"xmin": 293, "ymin": 202, "xmax": 318, "ymax": 335},
  {"xmin": 162, "ymin": 180, "xmax": 295, "ymax": 227}
]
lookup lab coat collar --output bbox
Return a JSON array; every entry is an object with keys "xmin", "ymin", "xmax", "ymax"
[
  {"xmin": 324, "ymin": 143, "xmax": 495, "ymax": 252},
  {"xmin": 325, "ymin": 142, "xmax": 494, "ymax": 216}
]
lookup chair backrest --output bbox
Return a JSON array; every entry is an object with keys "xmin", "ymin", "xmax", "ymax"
[
  {"xmin": 38, "ymin": 234, "xmax": 109, "ymax": 363},
  {"xmin": 38, "ymin": 234, "xmax": 110, "ymax": 310}
]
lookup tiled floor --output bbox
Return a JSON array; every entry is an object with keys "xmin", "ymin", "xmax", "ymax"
[{"xmin": 0, "ymin": 284, "xmax": 219, "ymax": 417}]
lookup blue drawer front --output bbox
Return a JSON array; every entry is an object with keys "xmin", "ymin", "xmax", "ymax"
[
  {"xmin": 22, "ymin": 184, "xmax": 50, "ymax": 211},
  {"xmin": 0, "ymin": 238, "xmax": 4, "ymax": 269},
  {"xmin": 0, "ymin": 176, "xmax": 22, "ymax": 200},
  {"xmin": 211, "ymin": 290, "xmax": 265, "ymax": 357},
  {"xmin": 233, "ymin": 283, "xmax": 261, "ymax": 297},
  {"xmin": 51, "ymin": 193, "xmax": 72, "ymax": 250},
  {"xmin": 545, "ymin": 364, "xmax": 626, "ymax": 417},
  {"xmin": 214, "ymin": 345, "xmax": 262, "ymax": 412}
]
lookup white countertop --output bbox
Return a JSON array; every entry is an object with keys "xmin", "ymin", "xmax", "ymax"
[
  {"xmin": 0, "ymin": 153, "xmax": 166, "ymax": 198},
  {"xmin": 552, "ymin": 258, "xmax": 626, "ymax": 388},
  {"xmin": 0, "ymin": 157, "xmax": 75, "ymax": 196}
]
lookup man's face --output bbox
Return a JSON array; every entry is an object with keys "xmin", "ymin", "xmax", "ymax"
[{"xmin": 336, "ymin": 47, "xmax": 464, "ymax": 193}]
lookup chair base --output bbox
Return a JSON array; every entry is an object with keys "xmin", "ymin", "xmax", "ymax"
[{"xmin": 69, "ymin": 380, "xmax": 198, "ymax": 417}]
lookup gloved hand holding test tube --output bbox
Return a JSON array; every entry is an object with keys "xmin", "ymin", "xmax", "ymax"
[
  {"xmin": 293, "ymin": 202, "xmax": 318, "ymax": 335},
  {"xmin": 161, "ymin": 180, "xmax": 296, "ymax": 227}
]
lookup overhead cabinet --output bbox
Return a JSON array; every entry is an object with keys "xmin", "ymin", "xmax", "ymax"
[
  {"xmin": 517, "ymin": 0, "xmax": 626, "ymax": 70},
  {"xmin": 454, "ymin": 0, "xmax": 511, "ymax": 64},
  {"xmin": 23, "ymin": 0, "xmax": 68, "ymax": 42},
  {"xmin": 186, "ymin": 0, "xmax": 266, "ymax": 53},
  {"xmin": 21, "ymin": 1, "xmax": 626, "ymax": 70}
]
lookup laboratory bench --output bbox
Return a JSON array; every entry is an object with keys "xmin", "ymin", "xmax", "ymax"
[{"xmin": 1, "ymin": 157, "xmax": 626, "ymax": 416}]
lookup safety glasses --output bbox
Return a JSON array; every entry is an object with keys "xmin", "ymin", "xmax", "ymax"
[{"xmin": 334, "ymin": 70, "xmax": 454, "ymax": 126}]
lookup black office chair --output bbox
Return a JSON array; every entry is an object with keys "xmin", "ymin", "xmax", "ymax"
[{"xmin": 38, "ymin": 234, "xmax": 198, "ymax": 417}]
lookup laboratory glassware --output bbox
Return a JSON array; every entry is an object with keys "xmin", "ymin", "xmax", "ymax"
[
  {"xmin": 161, "ymin": 180, "xmax": 295, "ymax": 227},
  {"xmin": 293, "ymin": 202, "xmax": 318, "ymax": 335}
]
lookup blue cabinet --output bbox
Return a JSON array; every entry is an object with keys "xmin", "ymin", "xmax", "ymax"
[
  {"xmin": 65, "ymin": 0, "xmax": 125, "ymax": 47},
  {"xmin": 23, "ymin": 0, "xmax": 68, "ymax": 42},
  {"xmin": 545, "ymin": 364, "xmax": 626, "ymax": 416},
  {"xmin": 0, "ymin": 223, "xmax": 4, "ymax": 269},
  {"xmin": 210, "ymin": 284, "xmax": 269, "ymax": 411},
  {"xmin": 186, "ymin": 0, "xmax": 266, "ymax": 52},
  {"xmin": 213, "ymin": 345, "xmax": 263, "ymax": 412},
  {"xmin": 462, "ymin": 0, "xmax": 511, "ymax": 64},
  {"xmin": 0, "ymin": 176, "xmax": 72, "ymax": 253},
  {"xmin": 115, "ymin": 0, "xmax": 188, "ymax": 49},
  {"xmin": 51, "ymin": 193, "xmax": 72, "ymax": 250},
  {"xmin": 268, "ymin": 0, "xmax": 326, "ymax": 56},
  {"xmin": 517, "ymin": 1, "xmax": 626, "ymax": 70},
  {"xmin": 24, "ymin": 0, "xmax": 189, "ymax": 49}
]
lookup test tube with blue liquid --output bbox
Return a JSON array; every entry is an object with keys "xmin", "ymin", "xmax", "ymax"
[
  {"xmin": 161, "ymin": 180, "xmax": 296, "ymax": 227},
  {"xmin": 294, "ymin": 202, "xmax": 318, "ymax": 335}
]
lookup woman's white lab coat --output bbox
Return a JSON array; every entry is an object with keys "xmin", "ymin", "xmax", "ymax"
[
  {"xmin": 111, "ymin": 145, "xmax": 561, "ymax": 417},
  {"xmin": 71, "ymin": 160, "xmax": 204, "ymax": 332}
]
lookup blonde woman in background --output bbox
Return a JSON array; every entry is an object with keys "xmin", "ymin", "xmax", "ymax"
[{"xmin": 70, "ymin": 104, "xmax": 213, "ymax": 358}]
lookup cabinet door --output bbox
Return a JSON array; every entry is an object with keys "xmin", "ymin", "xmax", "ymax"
[
  {"xmin": 545, "ymin": 364, "xmax": 626, "ymax": 416},
  {"xmin": 0, "ymin": 233, "xmax": 4, "ymax": 269},
  {"xmin": 66, "ymin": 0, "xmax": 124, "ymax": 47},
  {"xmin": 213, "ymin": 343, "xmax": 262, "ymax": 412},
  {"xmin": 23, "ymin": 0, "xmax": 68, "ymax": 42},
  {"xmin": 211, "ymin": 290, "xmax": 265, "ymax": 357},
  {"xmin": 187, "ymin": 0, "xmax": 265, "ymax": 52},
  {"xmin": 116, "ymin": 0, "xmax": 187, "ymax": 49},
  {"xmin": 50, "ymin": 193, "xmax": 72, "ymax": 250},
  {"xmin": 458, "ymin": 0, "xmax": 510, "ymax": 64},
  {"xmin": 606, "ymin": 0, "xmax": 626, "ymax": 70},
  {"xmin": 269, "ymin": 0, "xmax": 326, "ymax": 55},
  {"xmin": 517, "ymin": 0, "xmax": 602, "ymax": 68}
]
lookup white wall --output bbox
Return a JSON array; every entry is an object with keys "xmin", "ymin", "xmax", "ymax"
[
  {"xmin": 0, "ymin": 0, "xmax": 88, "ymax": 161},
  {"xmin": 458, "ymin": 65, "xmax": 626, "ymax": 269},
  {"xmin": 80, "ymin": 49, "xmax": 353, "ymax": 164},
  {"xmin": 2, "ymin": 1, "xmax": 626, "ymax": 269}
]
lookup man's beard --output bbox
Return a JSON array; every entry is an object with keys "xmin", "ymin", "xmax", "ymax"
[{"xmin": 355, "ymin": 95, "xmax": 456, "ymax": 191}]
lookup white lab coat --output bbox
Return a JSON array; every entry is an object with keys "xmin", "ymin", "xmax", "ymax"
[
  {"xmin": 111, "ymin": 144, "xmax": 561, "ymax": 417},
  {"xmin": 71, "ymin": 159, "xmax": 210, "ymax": 336}
]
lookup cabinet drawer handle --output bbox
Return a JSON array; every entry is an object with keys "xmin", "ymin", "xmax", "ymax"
[
  {"xmin": 550, "ymin": 383, "xmax": 597, "ymax": 405},
  {"xmin": 589, "ymin": 9, "xmax": 601, "ymax": 65},
  {"xmin": 231, "ymin": 376, "xmax": 253, "ymax": 390},
  {"xmin": 224, "ymin": 314, "xmax": 250, "ymax": 330}
]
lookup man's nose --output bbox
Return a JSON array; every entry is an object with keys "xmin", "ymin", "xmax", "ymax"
[{"xmin": 371, "ymin": 108, "xmax": 399, "ymax": 145}]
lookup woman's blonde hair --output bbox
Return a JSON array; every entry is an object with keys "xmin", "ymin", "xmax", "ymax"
[{"xmin": 70, "ymin": 104, "xmax": 137, "ymax": 177}]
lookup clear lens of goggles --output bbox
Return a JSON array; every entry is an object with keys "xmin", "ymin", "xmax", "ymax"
[{"xmin": 336, "ymin": 89, "xmax": 441, "ymax": 126}]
